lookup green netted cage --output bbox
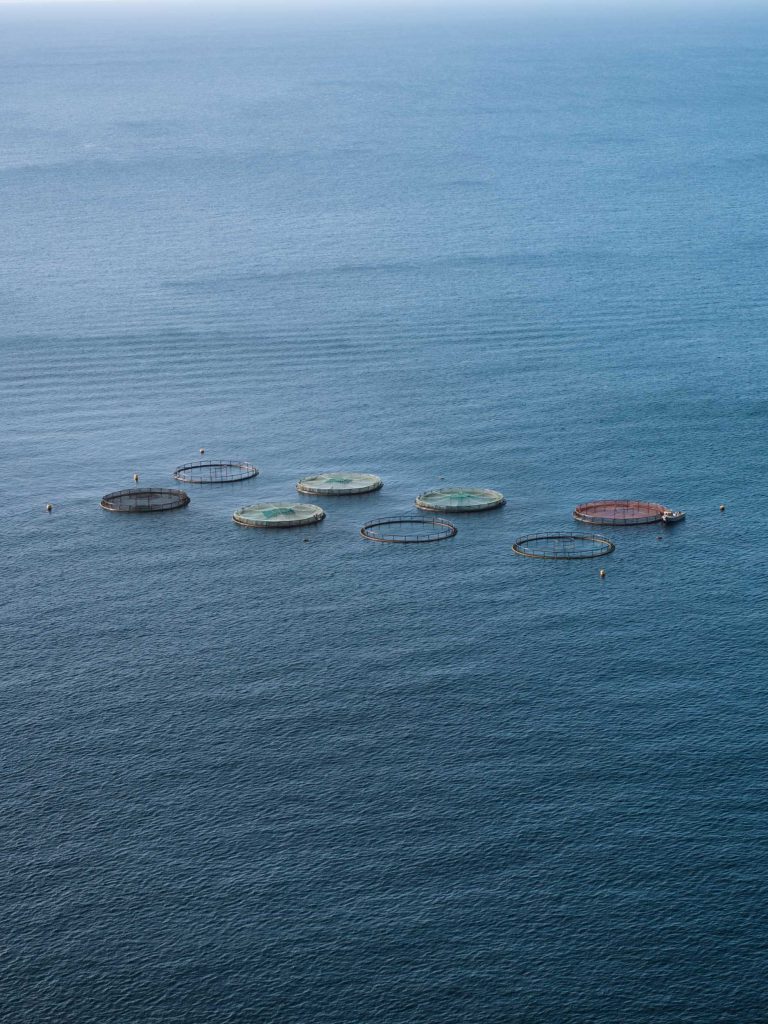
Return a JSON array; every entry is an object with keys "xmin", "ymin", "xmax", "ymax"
[
  {"xmin": 233, "ymin": 502, "xmax": 325, "ymax": 529},
  {"xmin": 296, "ymin": 472, "xmax": 382, "ymax": 496},
  {"xmin": 415, "ymin": 487, "xmax": 505, "ymax": 513}
]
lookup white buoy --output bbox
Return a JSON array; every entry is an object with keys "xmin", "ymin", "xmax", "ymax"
[
  {"xmin": 599, "ymin": 568, "xmax": 606, "ymax": 578},
  {"xmin": 199, "ymin": 448, "xmax": 205, "ymax": 455},
  {"xmin": 46, "ymin": 503, "xmax": 53, "ymax": 513},
  {"xmin": 720, "ymin": 504, "xmax": 725, "ymax": 512},
  {"xmin": 133, "ymin": 473, "xmax": 139, "ymax": 483}
]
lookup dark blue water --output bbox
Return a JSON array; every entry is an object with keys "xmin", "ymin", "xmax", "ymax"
[{"xmin": 2, "ymin": 5, "xmax": 767, "ymax": 1021}]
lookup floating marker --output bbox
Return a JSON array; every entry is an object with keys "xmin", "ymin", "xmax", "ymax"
[
  {"xmin": 599, "ymin": 568, "xmax": 606, "ymax": 578},
  {"xmin": 133, "ymin": 473, "xmax": 139, "ymax": 483},
  {"xmin": 46, "ymin": 503, "xmax": 53, "ymax": 513},
  {"xmin": 720, "ymin": 504, "xmax": 725, "ymax": 512}
]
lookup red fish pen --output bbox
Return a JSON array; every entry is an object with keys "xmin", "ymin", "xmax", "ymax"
[{"xmin": 573, "ymin": 499, "xmax": 667, "ymax": 526}]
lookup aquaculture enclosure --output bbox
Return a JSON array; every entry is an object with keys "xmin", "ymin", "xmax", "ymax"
[
  {"xmin": 233, "ymin": 502, "xmax": 325, "ymax": 528},
  {"xmin": 415, "ymin": 487, "xmax": 505, "ymax": 513},
  {"xmin": 573, "ymin": 499, "xmax": 666, "ymax": 525},
  {"xmin": 361, "ymin": 514, "xmax": 457, "ymax": 544},
  {"xmin": 512, "ymin": 533, "xmax": 615, "ymax": 559},
  {"xmin": 173, "ymin": 460, "xmax": 258, "ymax": 484},
  {"xmin": 297, "ymin": 472, "xmax": 382, "ymax": 496},
  {"xmin": 101, "ymin": 488, "xmax": 190, "ymax": 513}
]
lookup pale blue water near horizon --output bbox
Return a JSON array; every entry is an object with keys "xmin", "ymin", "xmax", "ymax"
[{"xmin": 1, "ymin": 4, "xmax": 767, "ymax": 1021}]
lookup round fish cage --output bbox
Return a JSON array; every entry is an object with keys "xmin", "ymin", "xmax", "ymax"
[
  {"xmin": 101, "ymin": 487, "xmax": 190, "ymax": 513},
  {"xmin": 573, "ymin": 499, "xmax": 666, "ymax": 526},
  {"xmin": 415, "ymin": 487, "xmax": 505, "ymax": 513},
  {"xmin": 296, "ymin": 471, "xmax": 383, "ymax": 496},
  {"xmin": 361, "ymin": 514, "xmax": 457, "ymax": 544},
  {"xmin": 173, "ymin": 460, "xmax": 258, "ymax": 484},
  {"xmin": 512, "ymin": 533, "xmax": 615, "ymax": 559},
  {"xmin": 233, "ymin": 502, "xmax": 325, "ymax": 529}
]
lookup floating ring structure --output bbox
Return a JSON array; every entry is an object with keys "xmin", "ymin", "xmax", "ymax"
[
  {"xmin": 573, "ymin": 499, "xmax": 667, "ymax": 526},
  {"xmin": 415, "ymin": 487, "xmax": 505, "ymax": 513},
  {"xmin": 512, "ymin": 533, "xmax": 615, "ymax": 560},
  {"xmin": 296, "ymin": 471, "xmax": 382, "ymax": 496},
  {"xmin": 173, "ymin": 460, "xmax": 259, "ymax": 484},
  {"xmin": 361, "ymin": 514, "xmax": 457, "ymax": 544},
  {"xmin": 101, "ymin": 487, "xmax": 190, "ymax": 513},
  {"xmin": 233, "ymin": 502, "xmax": 325, "ymax": 529}
]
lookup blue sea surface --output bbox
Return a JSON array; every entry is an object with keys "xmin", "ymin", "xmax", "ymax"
[{"xmin": 1, "ymin": 4, "xmax": 767, "ymax": 1021}]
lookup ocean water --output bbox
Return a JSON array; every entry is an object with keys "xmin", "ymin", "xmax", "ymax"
[{"xmin": 2, "ymin": 4, "xmax": 767, "ymax": 1021}]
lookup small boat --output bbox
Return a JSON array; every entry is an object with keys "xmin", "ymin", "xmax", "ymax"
[{"xmin": 662, "ymin": 509, "xmax": 685, "ymax": 524}]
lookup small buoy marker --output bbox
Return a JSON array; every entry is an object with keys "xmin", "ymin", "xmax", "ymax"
[
  {"xmin": 133, "ymin": 473, "xmax": 139, "ymax": 483},
  {"xmin": 199, "ymin": 448, "xmax": 205, "ymax": 455},
  {"xmin": 720, "ymin": 504, "xmax": 725, "ymax": 512},
  {"xmin": 46, "ymin": 503, "xmax": 53, "ymax": 513},
  {"xmin": 599, "ymin": 568, "xmax": 606, "ymax": 578}
]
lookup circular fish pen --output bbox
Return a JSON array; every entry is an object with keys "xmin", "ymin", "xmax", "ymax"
[
  {"xmin": 361, "ymin": 514, "xmax": 457, "ymax": 544},
  {"xmin": 512, "ymin": 533, "xmax": 615, "ymax": 559},
  {"xmin": 573, "ymin": 499, "xmax": 666, "ymax": 526},
  {"xmin": 296, "ymin": 472, "xmax": 382, "ymax": 496},
  {"xmin": 101, "ymin": 488, "xmax": 190, "ymax": 513},
  {"xmin": 415, "ymin": 487, "xmax": 505, "ymax": 513},
  {"xmin": 173, "ymin": 460, "xmax": 258, "ymax": 484},
  {"xmin": 233, "ymin": 502, "xmax": 325, "ymax": 529}
]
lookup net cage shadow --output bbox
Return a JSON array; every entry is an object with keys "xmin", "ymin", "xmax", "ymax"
[
  {"xmin": 512, "ymin": 532, "xmax": 615, "ymax": 559},
  {"xmin": 361, "ymin": 514, "xmax": 457, "ymax": 544},
  {"xmin": 173, "ymin": 460, "xmax": 258, "ymax": 484},
  {"xmin": 573, "ymin": 499, "xmax": 666, "ymax": 526},
  {"xmin": 101, "ymin": 488, "xmax": 190, "ymax": 513}
]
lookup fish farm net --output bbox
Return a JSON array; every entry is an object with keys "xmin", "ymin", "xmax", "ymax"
[
  {"xmin": 296, "ymin": 472, "xmax": 383, "ymax": 496},
  {"xmin": 573, "ymin": 499, "xmax": 666, "ymax": 526},
  {"xmin": 512, "ymin": 533, "xmax": 615, "ymax": 559},
  {"xmin": 415, "ymin": 487, "xmax": 505, "ymax": 513},
  {"xmin": 233, "ymin": 502, "xmax": 325, "ymax": 528},
  {"xmin": 101, "ymin": 488, "xmax": 190, "ymax": 513},
  {"xmin": 361, "ymin": 514, "xmax": 457, "ymax": 544},
  {"xmin": 173, "ymin": 460, "xmax": 259, "ymax": 484}
]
